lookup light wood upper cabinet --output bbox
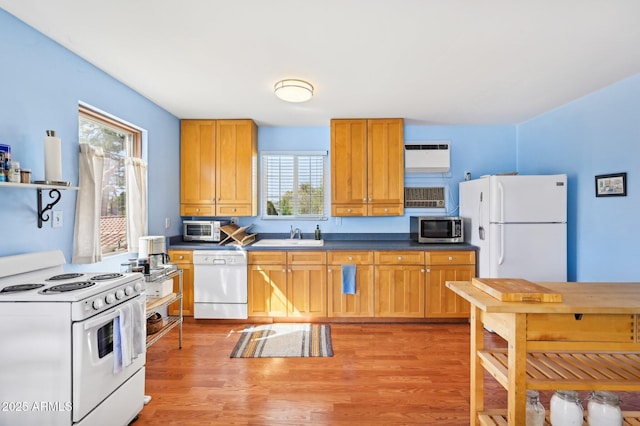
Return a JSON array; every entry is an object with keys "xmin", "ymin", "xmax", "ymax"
[
  {"xmin": 367, "ymin": 119, "xmax": 404, "ymax": 213},
  {"xmin": 330, "ymin": 118, "xmax": 404, "ymax": 216},
  {"xmin": 180, "ymin": 119, "xmax": 257, "ymax": 217},
  {"xmin": 216, "ymin": 120, "xmax": 257, "ymax": 215},
  {"xmin": 180, "ymin": 120, "xmax": 216, "ymax": 216},
  {"xmin": 331, "ymin": 120, "xmax": 368, "ymax": 208}
]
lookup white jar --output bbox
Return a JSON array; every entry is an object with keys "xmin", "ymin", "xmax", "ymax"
[
  {"xmin": 550, "ymin": 390, "xmax": 583, "ymax": 425},
  {"xmin": 8, "ymin": 160, "xmax": 20, "ymax": 183},
  {"xmin": 526, "ymin": 390, "xmax": 546, "ymax": 426},
  {"xmin": 587, "ymin": 391, "xmax": 622, "ymax": 426}
]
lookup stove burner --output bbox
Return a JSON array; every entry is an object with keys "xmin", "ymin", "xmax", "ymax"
[
  {"xmin": 0, "ymin": 284, "xmax": 46, "ymax": 293},
  {"xmin": 90, "ymin": 273, "xmax": 124, "ymax": 281},
  {"xmin": 46, "ymin": 273, "xmax": 84, "ymax": 281},
  {"xmin": 41, "ymin": 281, "xmax": 96, "ymax": 293}
]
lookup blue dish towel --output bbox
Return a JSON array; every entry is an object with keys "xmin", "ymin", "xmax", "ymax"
[{"xmin": 341, "ymin": 264, "xmax": 356, "ymax": 295}]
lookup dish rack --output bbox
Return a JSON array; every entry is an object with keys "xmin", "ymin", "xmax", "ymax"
[{"xmin": 219, "ymin": 224, "xmax": 256, "ymax": 246}]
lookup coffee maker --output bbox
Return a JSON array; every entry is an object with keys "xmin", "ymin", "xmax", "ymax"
[{"xmin": 138, "ymin": 236, "xmax": 168, "ymax": 270}]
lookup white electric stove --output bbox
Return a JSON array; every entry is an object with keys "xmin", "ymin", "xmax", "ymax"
[{"xmin": 0, "ymin": 250, "xmax": 147, "ymax": 426}]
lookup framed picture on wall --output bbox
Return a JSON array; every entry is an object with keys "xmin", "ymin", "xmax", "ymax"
[{"xmin": 595, "ymin": 172, "xmax": 627, "ymax": 197}]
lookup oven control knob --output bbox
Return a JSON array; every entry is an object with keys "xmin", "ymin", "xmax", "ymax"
[
  {"xmin": 134, "ymin": 282, "xmax": 143, "ymax": 292},
  {"xmin": 105, "ymin": 293, "xmax": 116, "ymax": 304},
  {"xmin": 92, "ymin": 299, "xmax": 104, "ymax": 310},
  {"xmin": 125, "ymin": 285, "xmax": 134, "ymax": 296},
  {"xmin": 115, "ymin": 289, "xmax": 125, "ymax": 300}
]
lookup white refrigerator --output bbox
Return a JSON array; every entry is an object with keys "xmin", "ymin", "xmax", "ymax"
[{"xmin": 459, "ymin": 174, "xmax": 567, "ymax": 282}]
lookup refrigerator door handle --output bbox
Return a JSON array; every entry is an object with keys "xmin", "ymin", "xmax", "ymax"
[
  {"xmin": 498, "ymin": 224, "xmax": 505, "ymax": 265},
  {"xmin": 478, "ymin": 191, "xmax": 485, "ymax": 240},
  {"xmin": 497, "ymin": 181, "xmax": 505, "ymax": 222}
]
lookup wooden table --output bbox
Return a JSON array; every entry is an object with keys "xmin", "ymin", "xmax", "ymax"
[{"xmin": 446, "ymin": 281, "xmax": 640, "ymax": 425}]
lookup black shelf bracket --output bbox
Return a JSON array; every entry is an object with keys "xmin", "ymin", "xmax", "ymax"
[{"xmin": 37, "ymin": 188, "xmax": 62, "ymax": 228}]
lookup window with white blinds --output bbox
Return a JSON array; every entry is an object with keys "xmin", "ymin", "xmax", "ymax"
[{"xmin": 262, "ymin": 151, "xmax": 327, "ymax": 219}]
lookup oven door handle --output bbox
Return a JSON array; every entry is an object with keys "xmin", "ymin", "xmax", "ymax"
[{"xmin": 83, "ymin": 309, "xmax": 120, "ymax": 330}]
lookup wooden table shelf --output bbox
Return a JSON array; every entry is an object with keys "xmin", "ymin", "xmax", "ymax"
[
  {"xmin": 447, "ymin": 280, "xmax": 640, "ymax": 425},
  {"xmin": 479, "ymin": 349, "xmax": 640, "ymax": 391},
  {"xmin": 478, "ymin": 410, "xmax": 640, "ymax": 426}
]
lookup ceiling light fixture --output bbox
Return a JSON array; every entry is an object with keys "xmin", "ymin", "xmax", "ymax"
[{"xmin": 274, "ymin": 79, "xmax": 314, "ymax": 103}]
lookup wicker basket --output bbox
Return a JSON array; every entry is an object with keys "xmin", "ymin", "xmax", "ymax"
[{"xmin": 146, "ymin": 312, "xmax": 163, "ymax": 335}]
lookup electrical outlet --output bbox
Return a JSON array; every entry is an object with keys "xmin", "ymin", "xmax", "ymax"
[
  {"xmin": 231, "ymin": 217, "xmax": 239, "ymax": 225},
  {"xmin": 53, "ymin": 211, "xmax": 63, "ymax": 228},
  {"xmin": 165, "ymin": 217, "xmax": 171, "ymax": 229}
]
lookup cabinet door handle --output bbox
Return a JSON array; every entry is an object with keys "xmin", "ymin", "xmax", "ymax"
[
  {"xmin": 282, "ymin": 268, "xmax": 286, "ymax": 273},
  {"xmin": 288, "ymin": 269, "xmax": 292, "ymax": 273},
  {"xmin": 449, "ymin": 256, "xmax": 454, "ymax": 261},
  {"xmin": 397, "ymin": 256, "xmax": 402, "ymax": 261},
  {"xmin": 232, "ymin": 208, "xmax": 236, "ymax": 212},
  {"xmin": 328, "ymin": 268, "xmax": 332, "ymax": 273},
  {"xmin": 347, "ymin": 208, "xmax": 352, "ymax": 213},
  {"xmin": 179, "ymin": 255, "xmax": 184, "ymax": 260},
  {"xmin": 384, "ymin": 208, "xmax": 388, "ymax": 213},
  {"xmin": 195, "ymin": 208, "xmax": 200, "ymax": 212},
  {"xmin": 348, "ymin": 256, "xmax": 353, "ymax": 261},
  {"xmin": 421, "ymin": 269, "xmax": 426, "ymax": 273},
  {"xmin": 426, "ymin": 269, "xmax": 430, "ymax": 273},
  {"xmin": 363, "ymin": 198, "xmax": 367, "ymax": 202}
]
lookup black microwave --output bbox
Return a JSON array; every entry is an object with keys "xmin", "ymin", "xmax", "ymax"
[{"xmin": 410, "ymin": 216, "xmax": 464, "ymax": 243}]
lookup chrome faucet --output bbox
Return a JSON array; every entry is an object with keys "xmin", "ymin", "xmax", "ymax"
[{"xmin": 290, "ymin": 225, "xmax": 302, "ymax": 239}]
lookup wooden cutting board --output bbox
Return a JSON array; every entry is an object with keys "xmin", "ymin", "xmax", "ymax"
[{"xmin": 471, "ymin": 278, "xmax": 563, "ymax": 303}]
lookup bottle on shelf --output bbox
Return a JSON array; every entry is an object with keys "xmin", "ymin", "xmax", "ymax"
[{"xmin": 526, "ymin": 390, "xmax": 545, "ymax": 426}]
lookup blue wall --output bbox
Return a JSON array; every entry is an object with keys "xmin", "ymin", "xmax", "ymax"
[
  {"xmin": 0, "ymin": 9, "xmax": 181, "ymax": 263},
  {"xmin": 517, "ymin": 73, "xmax": 640, "ymax": 281}
]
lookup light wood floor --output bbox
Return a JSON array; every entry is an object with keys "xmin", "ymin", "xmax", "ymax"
[{"xmin": 136, "ymin": 319, "xmax": 640, "ymax": 425}]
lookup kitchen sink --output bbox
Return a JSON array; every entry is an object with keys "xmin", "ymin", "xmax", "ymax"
[{"xmin": 251, "ymin": 239, "xmax": 324, "ymax": 247}]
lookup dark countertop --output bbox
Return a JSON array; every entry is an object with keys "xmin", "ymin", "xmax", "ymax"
[{"xmin": 168, "ymin": 234, "xmax": 477, "ymax": 252}]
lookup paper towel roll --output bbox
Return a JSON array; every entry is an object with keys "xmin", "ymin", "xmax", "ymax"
[{"xmin": 44, "ymin": 134, "xmax": 62, "ymax": 182}]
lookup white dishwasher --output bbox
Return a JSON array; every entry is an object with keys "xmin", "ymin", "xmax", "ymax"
[{"xmin": 193, "ymin": 250, "xmax": 248, "ymax": 319}]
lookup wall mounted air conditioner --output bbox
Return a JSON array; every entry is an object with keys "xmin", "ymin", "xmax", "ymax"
[
  {"xmin": 404, "ymin": 142, "xmax": 450, "ymax": 173},
  {"xmin": 404, "ymin": 187, "xmax": 446, "ymax": 208}
]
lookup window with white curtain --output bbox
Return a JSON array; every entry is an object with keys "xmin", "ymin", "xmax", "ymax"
[
  {"xmin": 78, "ymin": 106, "xmax": 143, "ymax": 255},
  {"xmin": 261, "ymin": 151, "xmax": 327, "ymax": 219}
]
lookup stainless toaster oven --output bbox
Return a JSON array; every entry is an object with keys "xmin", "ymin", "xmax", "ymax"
[{"xmin": 183, "ymin": 220, "xmax": 229, "ymax": 242}]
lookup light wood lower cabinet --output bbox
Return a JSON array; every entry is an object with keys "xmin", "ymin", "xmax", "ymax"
[
  {"xmin": 248, "ymin": 263, "xmax": 288, "ymax": 317},
  {"xmin": 248, "ymin": 251, "xmax": 326, "ymax": 318},
  {"xmin": 248, "ymin": 251, "xmax": 287, "ymax": 317},
  {"xmin": 375, "ymin": 251, "xmax": 426, "ymax": 318},
  {"xmin": 245, "ymin": 249, "xmax": 475, "ymax": 320},
  {"xmin": 425, "ymin": 251, "xmax": 475, "ymax": 318},
  {"xmin": 168, "ymin": 249, "xmax": 194, "ymax": 317},
  {"xmin": 327, "ymin": 251, "xmax": 375, "ymax": 317}
]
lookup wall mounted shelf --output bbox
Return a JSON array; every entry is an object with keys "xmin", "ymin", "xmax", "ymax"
[{"xmin": 0, "ymin": 181, "xmax": 78, "ymax": 228}]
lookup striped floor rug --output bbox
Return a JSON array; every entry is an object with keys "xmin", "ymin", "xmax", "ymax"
[{"xmin": 230, "ymin": 323, "xmax": 334, "ymax": 358}]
